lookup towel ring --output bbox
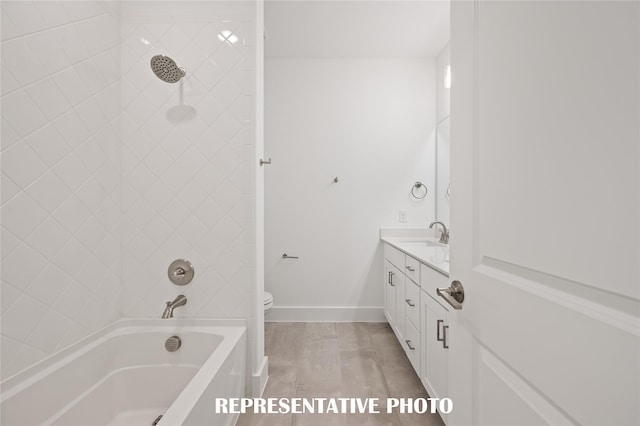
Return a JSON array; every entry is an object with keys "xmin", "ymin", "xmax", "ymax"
[{"xmin": 411, "ymin": 181, "xmax": 428, "ymax": 199}]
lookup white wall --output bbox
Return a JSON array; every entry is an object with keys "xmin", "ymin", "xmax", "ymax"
[
  {"xmin": 1, "ymin": 1, "xmax": 122, "ymax": 378},
  {"xmin": 265, "ymin": 58, "xmax": 436, "ymax": 321}
]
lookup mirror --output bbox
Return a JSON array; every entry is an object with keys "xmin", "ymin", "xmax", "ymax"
[{"xmin": 435, "ymin": 116, "xmax": 450, "ymax": 225}]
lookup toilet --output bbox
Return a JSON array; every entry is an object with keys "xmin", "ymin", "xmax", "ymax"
[{"xmin": 264, "ymin": 291, "xmax": 273, "ymax": 312}]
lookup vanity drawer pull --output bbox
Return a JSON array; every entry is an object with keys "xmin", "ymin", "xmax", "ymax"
[
  {"xmin": 405, "ymin": 299, "xmax": 415, "ymax": 307},
  {"xmin": 437, "ymin": 319, "xmax": 444, "ymax": 341},
  {"xmin": 442, "ymin": 325, "xmax": 449, "ymax": 349},
  {"xmin": 405, "ymin": 266, "xmax": 415, "ymax": 272},
  {"xmin": 405, "ymin": 340, "xmax": 416, "ymax": 351},
  {"xmin": 388, "ymin": 271, "xmax": 395, "ymax": 286}
]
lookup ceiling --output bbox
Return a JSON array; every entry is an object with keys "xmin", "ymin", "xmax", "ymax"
[{"xmin": 265, "ymin": 1, "xmax": 450, "ymax": 58}]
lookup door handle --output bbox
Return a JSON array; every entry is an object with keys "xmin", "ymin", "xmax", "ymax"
[
  {"xmin": 405, "ymin": 299, "xmax": 415, "ymax": 307},
  {"xmin": 437, "ymin": 280, "xmax": 464, "ymax": 310},
  {"xmin": 405, "ymin": 340, "xmax": 416, "ymax": 351},
  {"xmin": 388, "ymin": 271, "xmax": 395, "ymax": 286}
]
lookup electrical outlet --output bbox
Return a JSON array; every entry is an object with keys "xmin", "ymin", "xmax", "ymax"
[{"xmin": 399, "ymin": 210, "xmax": 408, "ymax": 223}]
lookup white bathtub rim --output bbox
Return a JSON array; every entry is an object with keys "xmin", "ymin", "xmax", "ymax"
[
  {"xmin": 158, "ymin": 326, "xmax": 246, "ymax": 425},
  {"xmin": 1, "ymin": 318, "xmax": 246, "ymax": 402}
]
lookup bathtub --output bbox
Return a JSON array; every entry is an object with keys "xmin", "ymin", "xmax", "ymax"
[{"xmin": 0, "ymin": 319, "xmax": 246, "ymax": 426}]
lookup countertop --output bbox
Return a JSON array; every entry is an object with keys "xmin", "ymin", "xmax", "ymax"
[{"xmin": 380, "ymin": 228, "xmax": 450, "ymax": 276}]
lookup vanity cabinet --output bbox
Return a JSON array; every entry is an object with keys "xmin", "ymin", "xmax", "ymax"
[
  {"xmin": 383, "ymin": 244, "xmax": 421, "ymax": 375},
  {"xmin": 383, "ymin": 240, "xmax": 451, "ymax": 423},
  {"xmin": 420, "ymin": 262, "xmax": 450, "ymax": 422},
  {"xmin": 421, "ymin": 292, "xmax": 448, "ymax": 400}
]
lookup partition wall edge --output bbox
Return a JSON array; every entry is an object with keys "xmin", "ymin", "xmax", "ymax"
[{"xmin": 252, "ymin": 0, "xmax": 268, "ymax": 397}]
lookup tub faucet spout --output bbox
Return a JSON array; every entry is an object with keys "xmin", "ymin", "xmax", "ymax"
[{"xmin": 162, "ymin": 295, "xmax": 187, "ymax": 319}]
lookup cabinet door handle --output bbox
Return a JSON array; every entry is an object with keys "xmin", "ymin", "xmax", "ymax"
[
  {"xmin": 436, "ymin": 319, "xmax": 443, "ymax": 341},
  {"xmin": 405, "ymin": 299, "xmax": 415, "ymax": 307},
  {"xmin": 442, "ymin": 325, "xmax": 449, "ymax": 349},
  {"xmin": 405, "ymin": 266, "xmax": 415, "ymax": 272},
  {"xmin": 388, "ymin": 271, "xmax": 395, "ymax": 286},
  {"xmin": 405, "ymin": 340, "xmax": 416, "ymax": 351}
]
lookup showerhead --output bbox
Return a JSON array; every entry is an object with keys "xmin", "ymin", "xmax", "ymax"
[{"xmin": 150, "ymin": 54, "xmax": 186, "ymax": 83}]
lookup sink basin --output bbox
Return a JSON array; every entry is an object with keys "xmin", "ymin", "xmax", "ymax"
[{"xmin": 398, "ymin": 240, "xmax": 445, "ymax": 248}]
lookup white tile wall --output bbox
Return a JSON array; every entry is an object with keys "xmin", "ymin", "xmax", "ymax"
[
  {"xmin": 0, "ymin": 0, "xmax": 256, "ymax": 381},
  {"xmin": 119, "ymin": 2, "xmax": 255, "ymax": 321},
  {"xmin": 0, "ymin": 1, "xmax": 122, "ymax": 378}
]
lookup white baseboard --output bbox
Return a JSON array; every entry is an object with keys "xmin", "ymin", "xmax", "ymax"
[
  {"xmin": 252, "ymin": 355, "xmax": 269, "ymax": 397},
  {"xmin": 265, "ymin": 306, "xmax": 385, "ymax": 322}
]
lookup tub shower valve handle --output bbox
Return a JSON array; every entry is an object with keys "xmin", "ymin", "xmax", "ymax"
[{"xmin": 168, "ymin": 259, "xmax": 194, "ymax": 286}]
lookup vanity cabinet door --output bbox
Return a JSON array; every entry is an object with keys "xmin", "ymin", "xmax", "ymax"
[
  {"xmin": 384, "ymin": 260, "xmax": 397, "ymax": 328},
  {"xmin": 421, "ymin": 291, "xmax": 449, "ymax": 416},
  {"xmin": 394, "ymin": 268, "xmax": 406, "ymax": 341},
  {"xmin": 385, "ymin": 260, "xmax": 405, "ymax": 341},
  {"xmin": 384, "ymin": 253, "xmax": 406, "ymax": 342}
]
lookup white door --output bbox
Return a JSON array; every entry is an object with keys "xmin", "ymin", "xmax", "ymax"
[{"xmin": 448, "ymin": 2, "xmax": 639, "ymax": 425}]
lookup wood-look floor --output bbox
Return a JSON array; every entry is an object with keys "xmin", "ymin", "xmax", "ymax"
[{"xmin": 237, "ymin": 322, "xmax": 445, "ymax": 426}]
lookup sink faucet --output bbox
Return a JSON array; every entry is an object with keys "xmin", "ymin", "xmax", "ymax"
[
  {"xmin": 162, "ymin": 295, "xmax": 187, "ymax": 319},
  {"xmin": 429, "ymin": 221, "xmax": 449, "ymax": 244}
]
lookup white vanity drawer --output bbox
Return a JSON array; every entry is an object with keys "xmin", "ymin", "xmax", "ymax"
[
  {"xmin": 384, "ymin": 244, "xmax": 405, "ymax": 270},
  {"xmin": 405, "ymin": 255, "xmax": 420, "ymax": 285},
  {"xmin": 420, "ymin": 263, "xmax": 449, "ymax": 309},
  {"xmin": 405, "ymin": 280, "xmax": 420, "ymax": 329},
  {"xmin": 404, "ymin": 319, "xmax": 421, "ymax": 375}
]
